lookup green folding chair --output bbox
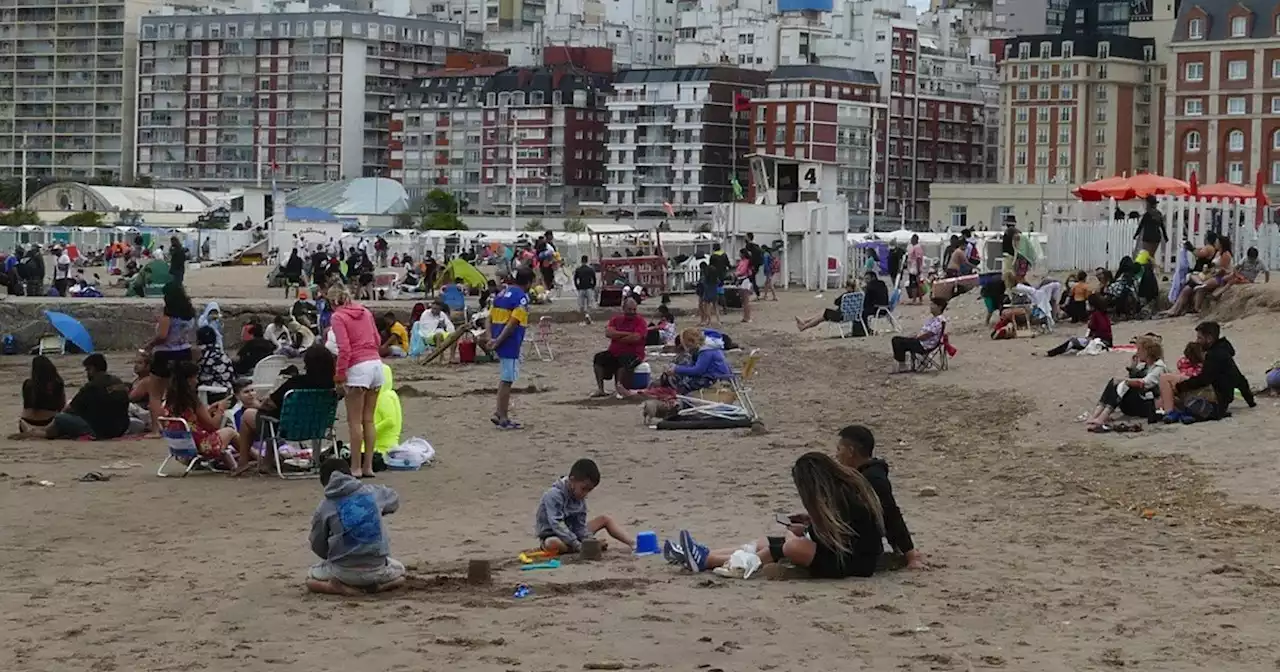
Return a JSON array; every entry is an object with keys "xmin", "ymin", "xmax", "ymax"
[{"xmin": 259, "ymin": 388, "xmax": 340, "ymax": 479}]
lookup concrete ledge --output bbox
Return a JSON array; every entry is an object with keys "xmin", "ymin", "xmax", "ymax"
[{"xmin": 0, "ymin": 295, "xmax": 695, "ymax": 352}]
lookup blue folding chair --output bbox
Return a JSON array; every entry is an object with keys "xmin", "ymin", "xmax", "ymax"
[
  {"xmin": 827, "ymin": 291, "xmax": 868, "ymax": 338},
  {"xmin": 259, "ymin": 388, "xmax": 340, "ymax": 479},
  {"xmin": 871, "ymin": 287, "xmax": 903, "ymax": 333}
]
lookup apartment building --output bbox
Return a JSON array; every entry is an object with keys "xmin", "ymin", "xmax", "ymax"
[
  {"xmin": 390, "ymin": 52, "xmax": 611, "ymax": 214},
  {"xmin": 134, "ymin": 10, "xmax": 465, "ymax": 186},
  {"xmin": 871, "ymin": 23, "xmax": 998, "ymax": 226},
  {"xmin": 0, "ymin": 0, "xmax": 159, "ymax": 184},
  {"xmin": 389, "ymin": 65, "xmax": 502, "ymax": 205},
  {"xmin": 604, "ymin": 66, "xmax": 767, "ymax": 212},
  {"xmin": 998, "ymin": 34, "xmax": 1160, "ymax": 186},
  {"xmin": 748, "ymin": 65, "xmax": 882, "ymax": 221},
  {"xmin": 1164, "ymin": 0, "xmax": 1280, "ymax": 194}
]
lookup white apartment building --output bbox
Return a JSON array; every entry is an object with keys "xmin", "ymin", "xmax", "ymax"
[
  {"xmin": 424, "ymin": 0, "xmax": 543, "ymax": 33},
  {"xmin": 0, "ymin": 0, "xmax": 163, "ymax": 185},
  {"xmin": 484, "ymin": 0, "xmax": 673, "ymax": 68},
  {"xmin": 605, "ymin": 66, "xmax": 767, "ymax": 210},
  {"xmin": 674, "ymin": 0, "xmax": 778, "ymax": 70},
  {"xmin": 134, "ymin": 10, "xmax": 463, "ymax": 186}
]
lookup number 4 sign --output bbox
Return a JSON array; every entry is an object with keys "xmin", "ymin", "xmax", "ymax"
[{"xmin": 799, "ymin": 163, "xmax": 822, "ymax": 191}]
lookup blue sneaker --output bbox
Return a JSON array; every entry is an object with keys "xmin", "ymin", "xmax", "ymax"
[
  {"xmin": 679, "ymin": 530, "xmax": 709, "ymax": 572},
  {"xmin": 1162, "ymin": 411, "xmax": 1183, "ymax": 424},
  {"xmin": 662, "ymin": 539, "xmax": 686, "ymax": 566}
]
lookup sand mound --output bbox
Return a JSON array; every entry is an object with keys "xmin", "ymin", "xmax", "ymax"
[{"xmin": 1205, "ymin": 283, "xmax": 1280, "ymax": 322}]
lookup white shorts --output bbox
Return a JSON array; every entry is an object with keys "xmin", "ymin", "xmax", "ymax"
[{"xmin": 346, "ymin": 359, "xmax": 385, "ymax": 389}]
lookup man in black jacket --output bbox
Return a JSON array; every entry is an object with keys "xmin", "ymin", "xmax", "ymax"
[
  {"xmin": 1175, "ymin": 321, "xmax": 1255, "ymax": 420},
  {"xmin": 863, "ymin": 271, "xmax": 890, "ymax": 324},
  {"xmin": 1134, "ymin": 195, "xmax": 1168, "ymax": 258},
  {"xmin": 744, "ymin": 233, "xmax": 764, "ymax": 298},
  {"xmin": 836, "ymin": 425, "xmax": 926, "ymax": 569}
]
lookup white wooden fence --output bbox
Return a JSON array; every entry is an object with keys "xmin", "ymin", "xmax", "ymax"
[{"xmin": 1043, "ymin": 195, "xmax": 1277, "ymax": 273}]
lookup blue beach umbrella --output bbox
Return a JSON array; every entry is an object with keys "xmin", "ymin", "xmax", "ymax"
[{"xmin": 43, "ymin": 310, "xmax": 94, "ymax": 354}]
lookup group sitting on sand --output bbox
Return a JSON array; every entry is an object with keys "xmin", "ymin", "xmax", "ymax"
[{"xmin": 305, "ymin": 423, "xmax": 928, "ymax": 596}]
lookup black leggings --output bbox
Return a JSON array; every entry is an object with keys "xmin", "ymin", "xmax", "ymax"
[
  {"xmin": 1097, "ymin": 379, "xmax": 1154, "ymax": 418},
  {"xmin": 891, "ymin": 336, "xmax": 926, "ymax": 362}
]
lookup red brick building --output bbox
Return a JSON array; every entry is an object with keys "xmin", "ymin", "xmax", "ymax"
[{"xmin": 1165, "ymin": 0, "xmax": 1280, "ymax": 197}]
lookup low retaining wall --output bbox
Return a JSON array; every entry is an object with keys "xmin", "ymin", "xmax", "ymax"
[{"xmin": 0, "ymin": 295, "xmax": 693, "ymax": 352}]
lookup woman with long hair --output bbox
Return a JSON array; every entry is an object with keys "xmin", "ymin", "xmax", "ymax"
[
  {"xmin": 164, "ymin": 360, "xmax": 239, "ymax": 471},
  {"xmin": 234, "ymin": 344, "xmax": 338, "ymax": 475},
  {"xmin": 145, "ymin": 281, "xmax": 197, "ymax": 432},
  {"xmin": 672, "ymin": 452, "xmax": 885, "ymax": 578},
  {"xmin": 329, "ymin": 284, "xmax": 384, "ymax": 478},
  {"xmin": 19, "ymin": 355, "xmax": 66, "ymax": 433}
]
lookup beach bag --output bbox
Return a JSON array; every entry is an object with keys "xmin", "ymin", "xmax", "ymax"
[{"xmin": 2, "ymin": 334, "xmax": 15, "ymax": 355}]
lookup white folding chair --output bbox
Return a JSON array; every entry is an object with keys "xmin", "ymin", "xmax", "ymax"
[
  {"xmin": 532, "ymin": 316, "xmax": 554, "ymax": 361},
  {"xmin": 250, "ymin": 354, "xmax": 288, "ymax": 394},
  {"xmin": 37, "ymin": 335, "xmax": 65, "ymax": 355},
  {"xmin": 870, "ymin": 288, "xmax": 903, "ymax": 334}
]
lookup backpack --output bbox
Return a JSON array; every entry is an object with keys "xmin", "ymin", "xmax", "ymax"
[{"xmin": 2, "ymin": 334, "xmax": 16, "ymax": 355}]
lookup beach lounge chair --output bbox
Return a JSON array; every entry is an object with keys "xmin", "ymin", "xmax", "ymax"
[
  {"xmin": 674, "ymin": 349, "xmax": 762, "ymax": 423},
  {"xmin": 37, "ymin": 334, "xmax": 65, "ymax": 356},
  {"xmin": 156, "ymin": 416, "xmax": 231, "ymax": 477},
  {"xmin": 250, "ymin": 354, "xmax": 288, "ymax": 394},
  {"xmin": 827, "ymin": 291, "xmax": 869, "ymax": 338},
  {"xmin": 910, "ymin": 322, "xmax": 949, "ymax": 373},
  {"xmin": 441, "ymin": 284, "xmax": 468, "ymax": 323},
  {"xmin": 258, "ymin": 388, "xmax": 339, "ymax": 479}
]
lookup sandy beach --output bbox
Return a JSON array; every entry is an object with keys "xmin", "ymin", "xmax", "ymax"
[{"xmin": 2, "ymin": 264, "xmax": 1280, "ymax": 672}]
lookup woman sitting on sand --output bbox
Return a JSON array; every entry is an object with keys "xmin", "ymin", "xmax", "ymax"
[
  {"xmin": 20, "ymin": 355, "xmax": 66, "ymax": 433},
  {"xmin": 656, "ymin": 328, "xmax": 733, "ymax": 395},
  {"xmin": 670, "ymin": 452, "xmax": 885, "ymax": 578},
  {"xmin": 1084, "ymin": 336, "xmax": 1167, "ymax": 429}
]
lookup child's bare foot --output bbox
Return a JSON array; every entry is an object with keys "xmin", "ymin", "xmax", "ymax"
[{"xmin": 306, "ymin": 578, "xmax": 364, "ymax": 596}]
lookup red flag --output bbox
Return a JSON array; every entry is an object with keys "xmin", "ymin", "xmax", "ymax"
[
  {"xmin": 733, "ymin": 93, "xmax": 751, "ymax": 112},
  {"xmin": 270, "ymin": 161, "xmax": 280, "ymax": 172},
  {"xmin": 1188, "ymin": 170, "xmax": 1198, "ymax": 197}
]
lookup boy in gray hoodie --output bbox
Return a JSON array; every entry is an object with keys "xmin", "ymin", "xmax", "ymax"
[
  {"xmin": 535, "ymin": 458, "xmax": 634, "ymax": 554},
  {"xmin": 306, "ymin": 459, "xmax": 406, "ymax": 595}
]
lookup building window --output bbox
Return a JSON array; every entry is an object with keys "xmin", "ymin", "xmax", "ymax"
[
  {"xmin": 1227, "ymin": 97, "xmax": 1246, "ymax": 114},
  {"xmin": 949, "ymin": 205, "xmax": 967, "ymax": 230},
  {"xmin": 1016, "ymin": 85, "xmax": 1029, "ymax": 100},
  {"xmin": 1061, "ymin": 83, "xmax": 1073, "ymax": 98},
  {"xmin": 1059, "ymin": 106, "xmax": 1071, "ymax": 122},
  {"xmin": 1062, "ymin": 41, "xmax": 1073, "ymax": 58},
  {"xmin": 1274, "ymin": 129, "xmax": 1280, "ymax": 149},
  {"xmin": 1273, "ymin": 160, "xmax": 1280, "ymax": 185},
  {"xmin": 1184, "ymin": 98, "xmax": 1203, "ymax": 115},
  {"xmin": 1098, "ymin": 41, "xmax": 1109, "ymax": 59},
  {"xmin": 1273, "ymin": 59, "xmax": 1280, "ymax": 78},
  {"xmin": 1038, "ymin": 107, "xmax": 1050, "ymax": 123},
  {"xmin": 1227, "ymin": 129, "xmax": 1245, "ymax": 152},
  {"xmin": 1016, "ymin": 108, "xmax": 1029, "ymax": 122},
  {"xmin": 1018, "ymin": 42, "xmax": 1030, "ymax": 58},
  {"xmin": 1185, "ymin": 131, "xmax": 1201, "ymax": 152},
  {"xmin": 1094, "ymin": 150, "xmax": 1105, "ymax": 168},
  {"xmin": 1228, "ymin": 60, "xmax": 1247, "ymax": 80},
  {"xmin": 1016, "ymin": 125, "xmax": 1028, "ymax": 144},
  {"xmin": 1039, "ymin": 42, "xmax": 1051, "ymax": 58},
  {"xmin": 1230, "ymin": 16, "xmax": 1247, "ymax": 37},
  {"xmin": 1185, "ymin": 62, "xmax": 1203, "ymax": 81},
  {"xmin": 1095, "ymin": 104, "xmax": 1107, "ymax": 122},
  {"xmin": 1058, "ymin": 127, "xmax": 1070, "ymax": 143},
  {"xmin": 1273, "ymin": 97, "xmax": 1280, "ymax": 114},
  {"xmin": 1184, "ymin": 161, "xmax": 1200, "ymax": 180},
  {"xmin": 1015, "ymin": 150, "xmax": 1027, "ymax": 166},
  {"xmin": 1094, "ymin": 126, "xmax": 1106, "ymax": 144},
  {"xmin": 1227, "ymin": 161, "xmax": 1244, "ymax": 184},
  {"xmin": 1038, "ymin": 84, "xmax": 1050, "ymax": 99},
  {"xmin": 1188, "ymin": 17, "xmax": 1204, "ymax": 39}
]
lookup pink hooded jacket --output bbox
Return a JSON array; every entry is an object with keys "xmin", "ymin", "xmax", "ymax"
[{"xmin": 330, "ymin": 303, "xmax": 381, "ymax": 378}]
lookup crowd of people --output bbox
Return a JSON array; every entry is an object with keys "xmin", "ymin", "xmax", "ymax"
[{"xmin": 12, "ymin": 220, "xmax": 1280, "ymax": 602}]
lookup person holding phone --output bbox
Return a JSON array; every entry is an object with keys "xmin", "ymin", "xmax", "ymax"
[{"xmin": 831, "ymin": 425, "xmax": 927, "ymax": 569}]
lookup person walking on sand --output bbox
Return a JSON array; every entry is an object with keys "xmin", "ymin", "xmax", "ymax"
[{"xmin": 490, "ymin": 268, "xmax": 533, "ymax": 429}]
